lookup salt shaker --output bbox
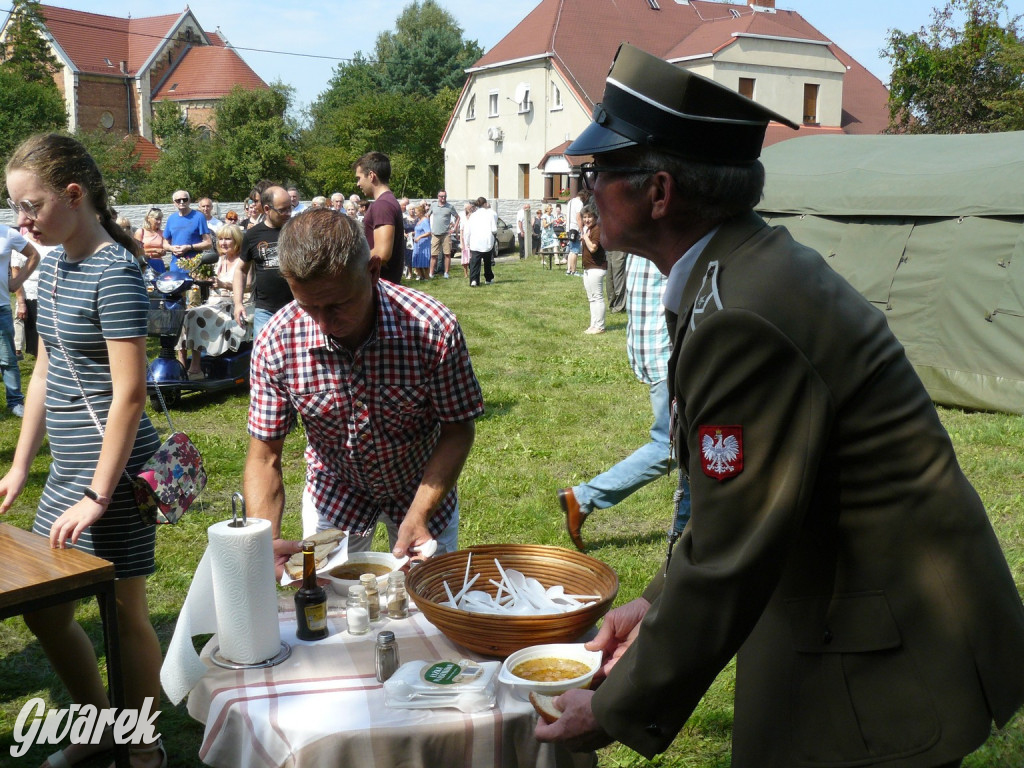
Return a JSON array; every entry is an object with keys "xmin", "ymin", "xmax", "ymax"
[
  {"xmin": 346, "ymin": 584, "xmax": 370, "ymax": 635},
  {"xmin": 386, "ymin": 571, "xmax": 409, "ymax": 619},
  {"xmin": 375, "ymin": 630, "xmax": 400, "ymax": 682}
]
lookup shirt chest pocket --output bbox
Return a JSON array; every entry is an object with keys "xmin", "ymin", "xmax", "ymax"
[{"xmin": 376, "ymin": 385, "xmax": 430, "ymax": 431}]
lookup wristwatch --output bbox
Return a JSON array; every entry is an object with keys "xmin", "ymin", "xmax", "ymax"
[{"xmin": 83, "ymin": 487, "xmax": 111, "ymax": 506}]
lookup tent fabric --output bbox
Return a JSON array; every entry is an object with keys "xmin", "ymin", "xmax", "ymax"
[
  {"xmin": 760, "ymin": 132, "xmax": 1024, "ymax": 218},
  {"xmin": 758, "ymin": 133, "xmax": 1024, "ymax": 414}
]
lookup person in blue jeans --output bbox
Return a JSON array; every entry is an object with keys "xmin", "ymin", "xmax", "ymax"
[
  {"xmin": 559, "ymin": 254, "xmax": 675, "ymax": 550},
  {"xmin": 0, "ymin": 223, "xmax": 40, "ymax": 417}
]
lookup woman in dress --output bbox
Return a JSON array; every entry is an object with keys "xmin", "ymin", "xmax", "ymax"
[
  {"xmin": 580, "ymin": 203, "xmax": 608, "ymax": 334},
  {"xmin": 411, "ymin": 204, "xmax": 431, "ymax": 280},
  {"xmin": 459, "ymin": 202, "xmax": 474, "ymax": 278},
  {"xmin": 133, "ymin": 207, "xmax": 169, "ymax": 273},
  {"xmin": 540, "ymin": 203, "xmax": 556, "ymax": 253},
  {"xmin": 0, "ymin": 133, "xmax": 165, "ymax": 768},
  {"xmin": 182, "ymin": 223, "xmax": 249, "ymax": 379}
]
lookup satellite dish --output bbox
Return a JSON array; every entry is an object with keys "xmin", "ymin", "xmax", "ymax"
[{"xmin": 513, "ymin": 82, "xmax": 529, "ymax": 105}]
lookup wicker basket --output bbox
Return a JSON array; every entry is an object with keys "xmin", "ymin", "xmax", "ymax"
[{"xmin": 405, "ymin": 544, "xmax": 618, "ymax": 658}]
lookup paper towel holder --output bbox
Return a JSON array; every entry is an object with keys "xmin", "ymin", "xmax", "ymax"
[
  {"xmin": 211, "ymin": 641, "xmax": 292, "ymax": 670},
  {"xmin": 209, "ymin": 492, "xmax": 293, "ymax": 670},
  {"xmin": 229, "ymin": 492, "xmax": 247, "ymax": 527}
]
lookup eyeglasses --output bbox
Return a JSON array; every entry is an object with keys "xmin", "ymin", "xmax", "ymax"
[
  {"xmin": 269, "ymin": 204, "xmax": 293, "ymax": 214},
  {"xmin": 174, "ymin": 197, "xmax": 190, "ymax": 204},
  {"xmin": 579, "ymin": 162, "xmax": 659, "ymax": 190},
  {"xmin": 7, "ymin": 198, "xmax": 41, "ymax": 221}
]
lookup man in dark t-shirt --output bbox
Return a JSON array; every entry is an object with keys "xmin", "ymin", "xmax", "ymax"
[
  {"xmin": 234, "ymin": 185, "xmax": 293, "ymax": 338},
  {"xmin": 354, "ymin": 151, "xmax": 404, "ymax": 285}
]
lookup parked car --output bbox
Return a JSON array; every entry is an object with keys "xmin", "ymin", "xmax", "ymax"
[{"xmin": 495, "ymin": 217, "xmax": 516, "ymax": 253}]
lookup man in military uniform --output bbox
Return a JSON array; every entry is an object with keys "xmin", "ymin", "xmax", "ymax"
[{"xmin": 536, "ymin": 43, "xmax": 1024, "ymax": 768}]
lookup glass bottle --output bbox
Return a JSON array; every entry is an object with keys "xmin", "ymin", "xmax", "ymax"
[
  {"xmin": 347, "ymin": 584, "xmax": 370, "ymax": 635},
  {"xmin": 294, "ymin": 541, "xmax": 328, "ymax": 641},
  {"xmin": 375, "ymin": 630, "xmax": 400, "ymax": 682},
  {"xmin": 386, "ymin": 571, "xmax": 409, "ymax": 619},
  {"xmin": 360, "ymin": 573, "xmax": 381, "ymax": 623}
]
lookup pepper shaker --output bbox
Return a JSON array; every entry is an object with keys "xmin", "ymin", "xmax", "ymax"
[{"xmin": 375, "ymin": 630, "xmax": 400, "ymax": 682}]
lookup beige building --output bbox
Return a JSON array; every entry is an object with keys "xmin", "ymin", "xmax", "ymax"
[{"xmin": 441, "ymin": 0, "xmax": 889, "ymax": 202}]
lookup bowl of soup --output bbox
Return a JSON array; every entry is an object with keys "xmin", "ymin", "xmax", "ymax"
[
  {"xmin": 497, "ymin": 643, "xmax": 602, "ymax": 700},
  {"xmin": 324, "ymin": 551, "xmax": 399, "ymax": 596}
]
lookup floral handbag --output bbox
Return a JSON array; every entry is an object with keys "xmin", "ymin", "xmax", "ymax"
[{"xmin": 132, "ymin": 431, "xmax": 207, "ymax": 525}]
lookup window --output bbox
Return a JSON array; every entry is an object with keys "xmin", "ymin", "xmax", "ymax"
[
  {"xmin": 519, "ymin": 164, "xmax": 530, "ymax": 198},
  {"xmin": 466, "ymin": 95, "xmax": 476, "ymax": 120},
  {"xmin": 738, "ymin": 78, "xmax": 755, "ymax": 100},
  {"xmin": 551, "ymin": 82, "xmax": 562, "ymax": 111},
  {"xmin": 803, "ymin": 83, "xmax": 819, "ymax": 124},
  {"xmin": 518, "ymin": 86, "xmax": 531, "ymax": 114},
  {"xmin": 488, "ymin": 92, "xmax": 499, "ymax": 117},
  {"xmin": 489, "ymin": 165, "xmax": 499, "ymax": 199}
]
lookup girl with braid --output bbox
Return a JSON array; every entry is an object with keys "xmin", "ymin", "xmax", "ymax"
[{"xmin": 0, "ymin": 134, "xmax": 165, "ymax": 768}]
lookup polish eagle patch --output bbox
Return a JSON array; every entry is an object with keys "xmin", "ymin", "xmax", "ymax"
[{"xmin": 699, "ymin": 425, "xmax": 743, "ymax": 480}]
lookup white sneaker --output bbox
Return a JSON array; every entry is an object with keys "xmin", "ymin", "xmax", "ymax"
[
  {"xmin": 486, "ymin": 279, "xmax": 494, "ymax": 285},
  {"xmin": 10, "ymin": 404, "xmax": 24, "ymax": 417},
  {"xmin": 470, "ymin": 281, "xmax": 478, "ymax": 287},
  {"xmin": 443, "ymin": 273, "xmax": 450, "ymax": 279}
]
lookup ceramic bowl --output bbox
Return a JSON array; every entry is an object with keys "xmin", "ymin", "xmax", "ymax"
[
  {"xmin": 323, "ymin": 551, "xmax": 399, "ymax": 596},
  {"xmin": 497, "ymin": 642, "xmax": 602, "ymax": 700}
]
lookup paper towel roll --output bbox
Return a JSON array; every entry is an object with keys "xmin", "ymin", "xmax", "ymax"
[
  {"xmin": 208, "ymin": 518, "xmax": 281, "ymax": 664},
  {"xmin": 161, "ymin": 517, "xmax": 281, "ymax": 705}
]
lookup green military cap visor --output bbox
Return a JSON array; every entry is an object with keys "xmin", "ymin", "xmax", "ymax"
[{"xmin": 567, "ymin": 43, "xmax": 798, "ymax": 165}]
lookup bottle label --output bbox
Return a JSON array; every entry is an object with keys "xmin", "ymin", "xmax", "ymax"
[{"xmin": 304, "ymin": 602, "xmax": 327, "ymax": 631}]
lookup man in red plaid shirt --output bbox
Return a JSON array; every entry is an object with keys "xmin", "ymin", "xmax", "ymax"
[{"xmin": 243, "ymin": 209, "xmax": 484, "ymax": 575}]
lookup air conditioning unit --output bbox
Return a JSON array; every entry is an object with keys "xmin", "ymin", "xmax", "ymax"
[{"xmin": 487, "ymin": 127, "xmax": 504, "ymax": 142}]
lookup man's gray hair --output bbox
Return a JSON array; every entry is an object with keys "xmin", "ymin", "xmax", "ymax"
[
  {"xmin": 279, "ymin": 209, "xmax": 370, "ymax": 282},
  {"xmin": 622, "ymin": 149, "xmax": 765, "ymax": 223}
]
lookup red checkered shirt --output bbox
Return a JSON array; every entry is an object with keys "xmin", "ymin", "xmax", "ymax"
[{"xmin": 248, "ymin": 280, "xmax": 484, "ymax": 536}]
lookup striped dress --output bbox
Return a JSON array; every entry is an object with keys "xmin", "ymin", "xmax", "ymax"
[{"xmin": 33, "ymin": 244, "xmax": 161, "ymax": 578}]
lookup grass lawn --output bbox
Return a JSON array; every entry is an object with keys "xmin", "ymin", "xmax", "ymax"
[{"xmin": 1, "ymin": 257, "xmax": 1022, "ymax": 767}]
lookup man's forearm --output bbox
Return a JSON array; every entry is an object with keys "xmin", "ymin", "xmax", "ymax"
[
  {"xmin": 405, "ymin": 421, "xmax": 476, "ymax": 527},
  {"xmin": 243, "ymin": 437, "xmax": 286, "ymax": 536}
]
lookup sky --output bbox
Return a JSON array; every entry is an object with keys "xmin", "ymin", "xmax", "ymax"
[{"xmin": 7, "ymin": 0, "xmax": 1024, "ymax": 112}]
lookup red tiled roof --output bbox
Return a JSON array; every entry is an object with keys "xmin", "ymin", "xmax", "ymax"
[
  {"xmin": 125, "ymin": 134, "xmax": 161, "ymax": 168},
  {"xmin": 475, "ymin": 0, "xmax": 888, "ymax": 136},
  {"xmin": 152, "ymin": 45, "xmax": 267, "ymax": 101},
  {"xmin": 39, "ymin": 5, "xmax": 181, "ymax": 75}
]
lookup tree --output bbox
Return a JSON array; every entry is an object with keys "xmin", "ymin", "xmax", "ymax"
[
  {"xmin": 302, "ymin": 1, "xmax": 480, "ymax": 196},
  {"xmin": 206, "ymin": 83, "xmax": 298, "ymax": 200},
  {"xmin": 884, "ymin": 0, "xmax": 1024, "ymax": 133},
  {"xmin": 140, "ymin": 101, "xmax": 214, "ymax": 202},
  {"xmin": 374, "ymin": 0, "xmax": 483, "ymax": 97},
  {"xmin": 0, "ymin": 70, "xmax": 65, "ymax": 162},
  {"xmin": 75, "ymin": 130, "xmax": 146, "ymax": 204},
  {"xmin": 1, "ymin": 0, "xmax": 61, "ymax": 84}
]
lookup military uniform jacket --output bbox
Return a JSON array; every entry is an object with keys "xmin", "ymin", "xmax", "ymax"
[{"xmin": 591, "ymin": 212, "xmax": 1024, "ymax": 766}]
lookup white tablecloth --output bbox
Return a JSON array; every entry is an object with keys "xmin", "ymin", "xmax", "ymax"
[{"xmin": 186, "ymin": 602, "xmax": 595, "ymax": 768}]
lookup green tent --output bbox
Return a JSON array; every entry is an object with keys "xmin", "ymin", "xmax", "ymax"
[{"xmin": 758, "ymin": 132, "xmax": 1024, "ymax": 414}]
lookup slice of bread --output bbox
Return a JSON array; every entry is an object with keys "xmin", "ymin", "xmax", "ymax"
[
  {"xmin": 285, "ymin": 530, "xmax": 346, "ymax": 580},
  {"xmin": 529, "ymin": 692, "xmax": 563, "ymax": 723}
]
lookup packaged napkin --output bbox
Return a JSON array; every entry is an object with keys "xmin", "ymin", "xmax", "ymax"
[{"xmin": 383, "ymin": 659, "xmax": 500, "ymax": 713}]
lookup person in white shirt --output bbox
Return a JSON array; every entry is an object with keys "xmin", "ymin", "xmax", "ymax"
[
  {"xmin": 465, "ymin": 197, "xmax": 496, "ymax": 287},
  {"xmin": 0, "ymin": 223, "xmax": 39, "ymax": 416}
]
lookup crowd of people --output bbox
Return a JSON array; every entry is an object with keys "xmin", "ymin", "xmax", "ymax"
[{"xmin": 2, "ymin": 38, "xmax": 1024, "ymax": 768}]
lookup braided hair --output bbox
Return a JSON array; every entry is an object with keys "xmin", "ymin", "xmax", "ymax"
[{"xmin": 6, "ymin": 133, "xmax": 145, "ymax": 267}]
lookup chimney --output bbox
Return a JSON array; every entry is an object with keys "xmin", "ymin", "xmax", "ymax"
[{"xmin": 751, "ymin": 0, "xmax": 775, "ymax": 6}]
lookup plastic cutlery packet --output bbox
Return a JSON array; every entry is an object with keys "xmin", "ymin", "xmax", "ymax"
[{"xmin": 383, "ymin": 658, "xmax": 500, "ymax": 712}]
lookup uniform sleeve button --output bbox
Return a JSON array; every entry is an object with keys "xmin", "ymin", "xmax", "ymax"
[
  {"xmin": 645, "ymin": 723, "xmax": 661, "ymax": 735},
  {"xmin": 823, "ymin": 629, "xmax": 833, "ymax": 645}
]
